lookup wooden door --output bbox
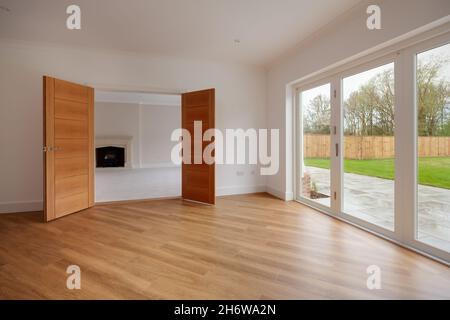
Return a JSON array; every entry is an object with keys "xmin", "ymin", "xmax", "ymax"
[
  {"xmin": 181, "ymin": 89, "xmax": 215, "ymax": 204},
  {"xmin": 43, "ymin": 76, "xmax": 94, "ymax": 221}
]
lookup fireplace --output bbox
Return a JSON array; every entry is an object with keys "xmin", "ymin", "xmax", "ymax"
[
  {"xmin": 95, "ymin": 136, "xmax": 133, "ymax": 168},
  {"xmin": 96, "ymin": 146, "xmax": 125, "ymax": 168}
]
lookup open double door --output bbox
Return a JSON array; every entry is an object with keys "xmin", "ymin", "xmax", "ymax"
[{"xmin": 43, "ymin": 76, "xmax": 215, "ymax": 222}]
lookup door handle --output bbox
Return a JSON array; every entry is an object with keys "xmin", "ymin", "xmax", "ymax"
[{"xmin": 335, "ymin": 143, "xmax": 339, "ymax": 157}]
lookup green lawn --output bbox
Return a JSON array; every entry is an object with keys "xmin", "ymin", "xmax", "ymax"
[{"xmin": 304, "ymin": 157, "xmax": 450, "ymax": 189}]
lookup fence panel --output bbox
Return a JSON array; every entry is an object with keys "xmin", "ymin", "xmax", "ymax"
[{"xmin": 304, "ymin": 135, "xmax": 450, "ymax": 159}]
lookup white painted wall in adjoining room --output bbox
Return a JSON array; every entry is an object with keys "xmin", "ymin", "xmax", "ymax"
[
  {"xmin": 265, "ymin": 0, "xmax": 450, "ymax": 200},
  {"xmin": 95, "ymin": 102, "xmax": 141, "ymax": 168},
  {"xmin": 0, "ymin": 42, "xmax": 266, "ymax": 213},
  {"xmin": 140, "ymin": 104, "xmax": 181, "ymax": 167},
  {"xmin": 95, "ymin": 167, "xmax": 181, "ymax": 203},
  {"xmin": 95, "ymin": 101, "xmax": 181, "ymax": 168},
  {"xmin": 94, "ymin": 100, "xmax": 182, "ymax": 202}
]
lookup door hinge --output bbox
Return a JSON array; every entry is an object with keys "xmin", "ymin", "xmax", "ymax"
[
  {"xmin": 333, "ymin": 126, "xmax": 337, "ymax": 135},
  {"xmin": 335, "ymin": 143, "xmax": 339, "ymax": 157},
  {"xmin": 333, "ymin": 89, "xmax": 337, "ymax": 98},
  {"xmin": 334, "ymin": 192, "xmax": 337, "ymax": 200}
]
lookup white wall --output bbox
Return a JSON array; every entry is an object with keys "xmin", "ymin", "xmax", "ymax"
[
  {"xmin": 95, "ymin": 102, "xmax": 140, "ymax": 168},
  {"xmin": 94, "ymin": 101, "xmax": 182, "ymax": 202},
  {"xmin": 0, "ymin": 42, "xmax": 266, "ymax": 213},
  {"xmin": 266, "ymin": 0, "xmax": 450, "ymax": 200},
  {"xmin": 95, "ymin": 101, "xmax": 180, "ymax": 168},
  {"xmin": 95, "ymin": 167, "xmax": 181, "ymax": 203},
  {"xmin": 140, "ymin": 104, "xmax": 181, "ymax": 166}
]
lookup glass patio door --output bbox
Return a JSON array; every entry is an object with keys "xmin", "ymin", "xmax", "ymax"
[
  {"xmin": 296, "ymin": 82, "xmax": 334, "ymax": 210},
  {"xmin": 415, "ymin": 42, "xmax": 450, "ymax": 253},
  {"xmin": 296, "ymin": 59, "xmax": 398, "ymax": 232},
  {"xmin": 295, "ymin": 30, "xmax": 450, "ymax": 264},
  {"xmin": 341, "ymin": 61, "xmax": 396, "ymax": 231}
]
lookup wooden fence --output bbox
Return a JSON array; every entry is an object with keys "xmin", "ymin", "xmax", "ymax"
[{"xmin": 304, "ymin": 134, "xmax": 450, "ymax": 159}]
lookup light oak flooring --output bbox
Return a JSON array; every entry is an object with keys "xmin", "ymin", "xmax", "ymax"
[{"xmin": 1, "ymin": 193, "xmax": 450, "ymax": 299}]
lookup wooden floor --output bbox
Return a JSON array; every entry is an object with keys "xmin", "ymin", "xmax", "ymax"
[{"xmin": 1, "ymin": 193, "xmax": 450, "ymax": 299}]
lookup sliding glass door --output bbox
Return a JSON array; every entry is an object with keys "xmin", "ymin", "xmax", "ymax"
[
  {"xmin": 296, "ymin": 61, "xmax": 397, "ymax": 230},
  {"xmin": 295, "ymin": 29, "xmax": 450, "ymax": 264},
  {"xmin": 416, "ymin": 42, "xmax": 450, "ymax": 253},
  {"xmin": 297, "ymin": 83, "xmax": 332, "ymax": 208},
  {"xmin": 342, "ymin": 62, "xmax": 395, "ymax": 231}
]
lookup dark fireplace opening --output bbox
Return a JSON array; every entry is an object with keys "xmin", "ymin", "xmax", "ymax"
[{"xmin": 96, "ymin": 146, "xmax": 125, "ymax": 168}]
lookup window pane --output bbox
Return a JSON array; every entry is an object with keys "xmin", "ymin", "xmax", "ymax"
[
  {"xmin": 417, "ymin": 43, "xmax": 450, "ymax": 252},
  {"xmin": 342, "ymin": 63, "xmax": 395, "ymax": 230},
  {"xmin": 300, "ymin": 83, "xmax": 331, "ymax": 207}
]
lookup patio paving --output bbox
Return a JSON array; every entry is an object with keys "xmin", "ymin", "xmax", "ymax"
[{"xmin": 305, "ymin": 166, "xmax": 450, "ymax": 253}]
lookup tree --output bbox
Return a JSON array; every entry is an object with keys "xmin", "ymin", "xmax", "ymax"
[
  {"xmin": 344, "ymin": 57, "xmax": 449, "ymax": 137},
  {"xmin": 305, "ymin": 56, "xmax": 450, "ymax": 137},
  {"xmin": 303, "ymin": 94, "xmax": 330, "ymax": 134},
  {"xmin": 344, "ymin": 69, "xmax": 394, "ymax": 136},
  {"xmin": 417, "ymin": 58, "xmax": 450, "ymax": 136}
]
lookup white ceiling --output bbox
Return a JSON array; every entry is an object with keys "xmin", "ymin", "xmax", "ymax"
[{"xmin": 0, "ymin": 0, "xmax": 362, "ymax": 66}]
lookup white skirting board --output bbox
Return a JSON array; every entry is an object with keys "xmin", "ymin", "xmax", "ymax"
[
  {"xmin": 0, "ymin": 201, "xmax": 43, "ymax": 214},
  {"xmin": 1, "ymin": 185, "xmax": 280, "ymax": 214},
  {"xmin": 266, "ymin": 186, "xmax": 293, "ymax": 201},
  {"xmin": 216, "ymin": 185, "xmax": 266, "ymax": 196}
]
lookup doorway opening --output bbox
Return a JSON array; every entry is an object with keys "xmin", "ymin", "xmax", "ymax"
[{"xmin": 94, "ymin": 90, "xmax": 182, "ymax": 203}]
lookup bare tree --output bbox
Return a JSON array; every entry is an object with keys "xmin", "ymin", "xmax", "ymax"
[
  {"xmin": 307, "ymin": 58, "xmax": 450, "ymax": 137},
  {"xmin": 344, "ymin": 70, "xmax": 394, "ymax": 137},
  {"xmin": 417, "ymin": 58, "xmax": 450, "ymax": 136},
  {"xmin": 304, "ymin": 95, "xmax": 331, "ymax": 134}
]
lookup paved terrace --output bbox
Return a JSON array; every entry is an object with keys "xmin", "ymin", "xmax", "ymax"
[{"xmin": 306, "ymin": 166, "xmax": 450, "ymax": 252}]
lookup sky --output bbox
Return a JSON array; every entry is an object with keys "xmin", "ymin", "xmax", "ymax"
[
  {"xmin": 417, "ymin": 42, "xmax": 450, "ymax": 81},
  {"xmin": 342, "ymin": 63, "xmax": 393, "ymax": 100}
]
